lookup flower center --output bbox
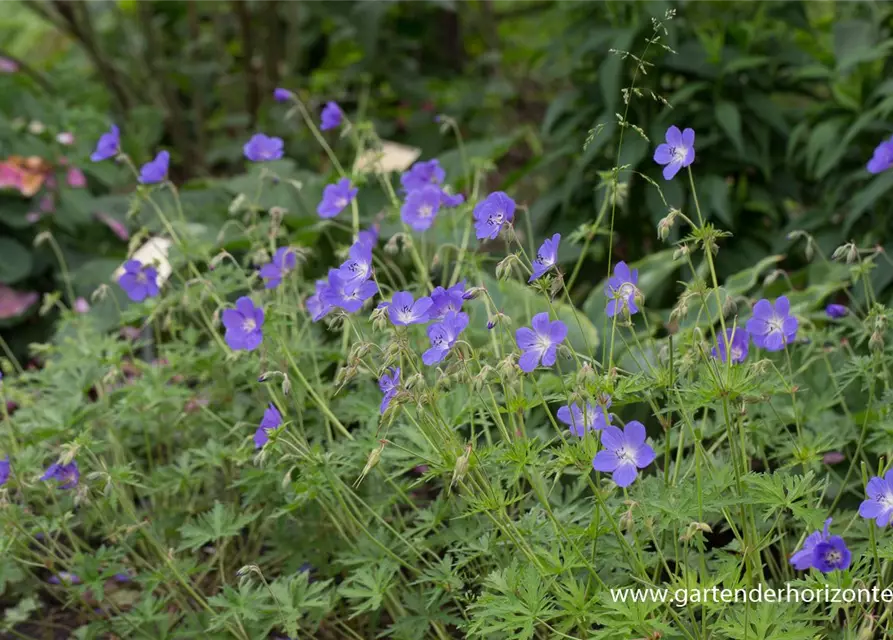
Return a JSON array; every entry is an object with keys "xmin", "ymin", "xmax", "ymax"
[
  {"xmin": 536, "ymin": 252, "xmax": 553, "ymax": 267},
  {"xmin": 617, "ymin": 283, "xmax": 636, "ymax": 299},
  {"xmin": 335, "ymin": 197, "xmax": 348, "ymax": 209},
  {"xmin": 488, "ymin": 211, "xmax": 504, "ymax": 226},
  {"xmin": 419, "ymin": 204, "xmax": 433, "ymax": 218},
  {"xmin": 767, "ymin": 315, "xmax": 785, "ymax": 335},
  {"xmin": 824, "ymin": 549, "xmax": 842, "ymax": 566},
  {"xmin": 881, "ymin": 493, "xmax": 893, "ymax": 510},
  {"xmin": 136, "ymin": 272, "xmax": 147, "ymax": 284},
  {"xmin": 242, "ymin": 318, "xmax": 256, "ymax": 332},
  {"xmin": 615, "ymin": 445, "xmax": 636, "ymax": 463},
  {"xmin": 537, "ymin": 335, "xmax": 552, "ymax": 352},
  {"xmin": 731, "ymin": 346, "xmax": 743, "ymax": 362},
  {"xmin": 398, "ymin": 305, "xmax": 413, "ymax": 322},
  {"xmin": 669, "ymin": 145, "xmax": 687, "ymax": 163}
]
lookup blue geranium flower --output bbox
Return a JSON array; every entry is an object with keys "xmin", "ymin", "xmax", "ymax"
[
  {"xmin": 317, "ymin": 178, "xmax": 358, "ymax": 219},
  {"xmin": 379, "ymin": 367, "xmax": 400, "ymax": 414},
  {"xmin": 867, "ymin": 136, "xmax": 893, "ymax": 174},
  {"xmin": 259, "ymin": 247, "xmax": 297, "ymax": 290},
  {"xmin": 336, "ymin": 241, "xmax": 373, "ymax": 285},
  {"xmin": 322, "ymin": 268, "xmax": 377, "ymax": 313},
  {"xmin": 430, "ymin": 281, "xmax": 466, "ymax": 319},
  {"xmin": 653, "ymin": 126, "xmax": 695, "ymax": 180},
  {"xmin": 530, "ymin": 234, "xmax": 560, "ymax": 282},
  {"xmin": 307, "ymin": 280, "xmax": 333, "ymax": 322},
  {"xmin": 138, "ymin": 151, "xmax": 170, "ymax": 185},
  {"xmin": 591, "ymin": 421, "xmax": 656, "ymax": 487},
  {"xmin": 473, "ymin": 192, "xmax": 515, "ymax": 240},
  {"xmin": 90, "ymin": 125, "xmax": 120, "ymax": 162},
  {"xmin": 401, "ymin": 185, "xmax": 442, "ymax": 231},
  {"xmin": 41, "ymin": 461, "xmax": 80, "ymax": 490},
  {"xmin": 400, "ymin": 159, "xmax": 445, "ymax": 193},
  {"xmin": 423, "ymin": 311, "xmax": 468, "ymax": 366},
  {"xmin": 605, "ymin": 261, "xmax": 639, "ymax": 318},
  {"xmin": 273, "ymin": 88, "xmax": 293, "ymax": 103},
  {"xmin": 321, "ymin": 102, "xmax": 342, "ymax": 131},
  {"xmin": 388, "ymin": 291, "xmax": 433, "ymax": 326},
  {"xmin": 254, "ymin": 403, "xmax": 282, "ymax": 448},
  {"xmin": 515, "ymin": 313, "xmax": 567, "ymax": 373},
  {"xmin": 826, "ymin": 304, "xmax": 847, "ymax": 319},
  {"xmin": 859, "ymin": 471, "xmax": 893, "ymax": 527},
  {"xmin": 558, "ymin": 399, "xmax": 610, "ymax": 437},
  {"xmin": 222, "ymin": 297, "xmax": 265, "ymax": 351},
  {"xmin": 746, "ymin": 296, "xmax": 797, "ymax": 352},
  {"xmin": 118, "ymin": 260, "xmax": 159, "ymax": 302},
  {"xmin": 711, "ymin": 327, "xmax": 749, "ymax": 364},
  {"xmin": 243, "ymin": 133, "xmax": 284, "ymax": 162}
]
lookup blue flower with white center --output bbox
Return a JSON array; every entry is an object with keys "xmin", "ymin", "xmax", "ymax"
[{"xmin": 388, "ymin": 291, "xmax": 433, "ymax": 326}]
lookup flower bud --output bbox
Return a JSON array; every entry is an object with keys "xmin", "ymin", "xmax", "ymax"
[
  {"xmin": 673, "ymin": 244, "xmax": 690, "ymax": 260},
  {"xmin": 657, "ymin": 208, "xmax": 679, "ymax": 241},
  {"xmin": 463, "ymin": 286, "xmax": 486, "ymax": 300},
  {"xmin": 576, "ymin": 362, "xmax": 596, "ymax": 386},
  {"xmin": 229, "ymin": 193, "xmax": 247, "ymax": 215},
  {"xmin": 354, "ymin": 440, "xmax": 387, "ymax": 488},
  {"xmin": 335, "ymin": 364, "xmax": 358, "ymax": 386},
  {"xmin": 869, "ymin": 331, "xmax": 884, "ymax": 352},
  {"xmin": 495, "ymin": 254, "xmax": 521, "ymax": 281},
  {"xmin": 91, "ymin": 284, "xmax": 110, "ymax": 303},
  {"xmin": 450, "ymin": 444, "xmax": 472, "ymax": 491}
]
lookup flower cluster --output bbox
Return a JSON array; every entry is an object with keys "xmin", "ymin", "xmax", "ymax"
[
  {"xmin": 309, "ymin": 230, "xmax": 378, "ymax": 322},
  {"xmin": 399, "ymin": 159, "xmax": 464, "ymax": 231}
]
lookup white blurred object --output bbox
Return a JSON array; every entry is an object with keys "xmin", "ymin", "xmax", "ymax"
[
  {"xmin": 114, "ymin": 237, "xmax": 173, "ymax": 285},
  {"xmin": 354, "ymin": 141, "xmax": 421, "ymax": 175}
]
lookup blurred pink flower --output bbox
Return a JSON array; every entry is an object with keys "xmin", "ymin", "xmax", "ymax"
[
  {"xmin": 25, "ymin": 212, "xmax": 41, "ymax": 224},
  {"xmin": 0, "ymin": 163, "xmax": 21, "ymax": 191},
  {"xmin": 0, "ymin": 57, "xmax": 18, "ymax": 74},
  {"xmin": 67, "ymin": 167, "xmax": 86, "ymax": 188},
  {"xmin": 0, "ymin": 285, "xmax": 38, "ymax": 319},
  {"xmin": 73, "ymin": 297, "xmax": 90, "ymax": 313},
  {"xmin": 56, "ymin": 132, "xmax": 75, "ymax": 146},
  {"xmin": 39, "ymin": 195, "xmax": 54, "ymax": 213},
  {"xmin": 823, "ymin": 451, "xmax": 845, "ymax": 465},
  {"xmin": 95, "ymin": 212, "xmax": 129, "ymax": 241}
]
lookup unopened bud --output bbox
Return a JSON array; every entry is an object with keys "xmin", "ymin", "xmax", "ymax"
[
  {"xmin": 463, "ymin": 286, "xmax": 486, "ymax": 300},
  {"xmin": 281, "ymin": 375, "xmax": 292, "ymax": 396},
  {"xmin": 657, "ymin": 208, "xmax": 679, "ymax": 241},
  {"xmin": 673, "ymin": 244, "xmax": 690, "ymax": 260},
  {"xmin": 680, "ymin": 521, "xmax": 713, "ymax": 542},
  {"xmin": 91, "ymin": 284, "xmax": 110, "ymax": 303},
  {"xmin": 576, "ymin": 362, "xmax": 596, "ymax": 386},
  {"xmin": 450, "ymin": 444, "xmax": 472, "ymax": 491},
  {"xmin": 371, "ymin": 303, "xmax": 389, "ymax": 331},
  {"xmin": 497, "ymin": 355, "xmax": 518, "ymax": 382},
  {"xmin": 405, "ymin": 373, "xmax": 424, "ymax": 390},
  {"xmin": 354, "ymin": 440, "xmax": 387, "ymax": 488},
  {"xmin": 335, "ymin": 365, "xmax": 358, "ymax": 386},
  {"xmin": 229, "ymin": 193, "xmax": 247, "ymax": 215},
  {"xmin": 495, "ymin": 254, "xmax": 521, "ymax": 281},
  {"xmin": 722, "ymin": 295, "xmax": 737, "ymax": 317},
  {"xmin": 869, "ymin": 331, "xmax": 884, "ymax": 352},
  {"xmin": 670, "ymin": 300, "xmax": 689, "ymax": 322}
]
